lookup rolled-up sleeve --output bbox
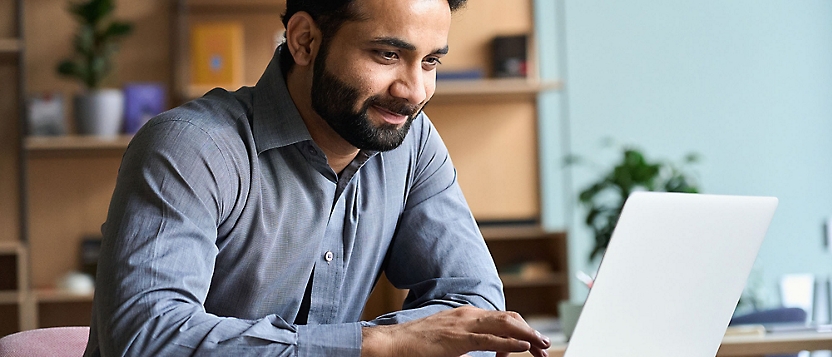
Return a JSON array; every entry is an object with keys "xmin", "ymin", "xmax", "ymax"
[{"xmin": 87, "ymin": 117, "xmax": 362, "ymax": 357}]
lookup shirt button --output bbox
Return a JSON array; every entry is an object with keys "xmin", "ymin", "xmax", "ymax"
[
  {"xmin": 308, "ymin": 147, "xmax": 317, "ymax": 156},
  {"xmin": 324, "ymin": 251, "xmax": 334, "ymax": 262}
]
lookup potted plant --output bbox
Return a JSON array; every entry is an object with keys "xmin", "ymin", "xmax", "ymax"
[
  {"xmin": 568, "ymin": 145, "xmax": 701, "ymax": 262},
  {"xmin": 57, "ymin": 0, "xmax": 133, "ymax": 136}
]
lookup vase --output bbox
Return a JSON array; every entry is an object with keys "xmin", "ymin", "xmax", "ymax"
[{"xmin": 74, "ymin": 89, "xmax": 124, "ymax": 136}]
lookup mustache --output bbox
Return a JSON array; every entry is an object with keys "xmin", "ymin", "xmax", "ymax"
[{"xmin": 366, "ymin": 96, "xmax": 423, "ymax": 117}]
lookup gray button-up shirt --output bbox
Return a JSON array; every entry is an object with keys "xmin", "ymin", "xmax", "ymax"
[{"xmin": 85, "ymin": 49, "xmax": 504, "ymax": 357}]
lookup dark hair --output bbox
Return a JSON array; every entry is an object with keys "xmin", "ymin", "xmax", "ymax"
[{"xmin": 280, "ymin": 0, "xmax": 467, "ymax": 72}]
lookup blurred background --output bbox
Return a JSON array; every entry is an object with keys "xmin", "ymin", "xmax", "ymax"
[{"xmin": 0, "ymin": 0, "xmax": 830, "ymax": 341}]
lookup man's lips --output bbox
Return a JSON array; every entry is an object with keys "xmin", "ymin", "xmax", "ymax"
[{"xmin": 372, "ymin": 105, "xmax": 409, "ymax": 125}]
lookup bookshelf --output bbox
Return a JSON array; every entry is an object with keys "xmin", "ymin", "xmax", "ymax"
[
  {"xmin": 0, "ymin": 240, "xmax": 33, "ymax": 335},
  {"xmin": 0, "ymin": 0, "xmax": 33, "ymax": 337},
  {"xmin": 483, "ymin": 227, "xmax": 568, "ymax": 317},
  {"xmin": 4, "ymin": 0, "xmax": 568, "ymax": 335}
]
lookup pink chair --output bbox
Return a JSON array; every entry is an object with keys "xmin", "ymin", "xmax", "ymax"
[{"xmin": 0, "ymin": 326, "xmax": 89, "ymax": 357}]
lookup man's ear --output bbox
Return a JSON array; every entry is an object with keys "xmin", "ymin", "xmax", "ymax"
[{"xmin": 285, "ymin": 12, "xmax": 321, "ymax": 67}]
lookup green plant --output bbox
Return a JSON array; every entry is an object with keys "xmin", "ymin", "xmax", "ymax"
[
  {"xmin": 57, "ymin": 0, "xmax": 133, "ymax": 89},
  {"xmin": 567, "ymin": 146, "xmax": 701, "ymax": 262}
]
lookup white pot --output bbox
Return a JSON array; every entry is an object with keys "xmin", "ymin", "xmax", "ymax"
[{"xmin": 75, "ymin": 89, "xmax": 124, "ymax": 136}]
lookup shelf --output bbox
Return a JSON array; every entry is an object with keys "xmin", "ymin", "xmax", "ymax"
[
  {"xmin": 0, "ymin": 38, "xmax": 22, "ymax": 55},
  {"xmin": 33, "ymin": 289, "xmax": 94, "ymax": 303},
  {"xmin": 0, "ymin": 241, "xmax": 22, "ymax": 255},
  {"xmin": 185, "ymin": 0, "xmax": 284, "ymax": 13},
  {"xmin": 183, "ymin": 79, "xmax": 562, "ymax": 103},
  {"xmin": 481, "ymin": 225, "xmax": 557, "ymax": 241},
  {"xmin": 0, "ymin": 291, "xmax": 22, "ymax": 304},
  {"xmin": 431, "ymin": 79, "xmax": 562, "ymax": 103},
  {"xmin": 25, "ymin": 135, "xmax": 132, "ymax": 152},
  {"xmin": 499, "ymin": 273, "xmax": 568, "ymax": 288}
]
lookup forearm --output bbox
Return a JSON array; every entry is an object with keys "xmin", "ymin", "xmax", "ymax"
[{"xmin": 95, "ymin": 299, "xmax": 363, "ymax": 356}]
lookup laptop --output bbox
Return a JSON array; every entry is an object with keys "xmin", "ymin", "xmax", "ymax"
[{"xmin": 564, "ymin": 192, "xmax": 778, "ymax": 357}]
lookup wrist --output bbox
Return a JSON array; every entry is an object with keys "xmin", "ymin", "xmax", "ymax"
[{"xmin": 361, "ymin": 326, "xmax": 392, "ymax": 357}]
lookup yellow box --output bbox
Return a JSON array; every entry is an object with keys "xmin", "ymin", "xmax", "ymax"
[{"xmin": 189, "ymin": 22, "xmax": 244, "ymax": 88}]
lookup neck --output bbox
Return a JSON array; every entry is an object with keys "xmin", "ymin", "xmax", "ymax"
[{"xmin": 285, "ymin": 67, "xmax": 359, "ymax": 174}]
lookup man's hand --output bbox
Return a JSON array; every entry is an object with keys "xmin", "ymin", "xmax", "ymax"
[{"xmin": 361, "ymin": 305, "xmax": 550, "ymax": 357}]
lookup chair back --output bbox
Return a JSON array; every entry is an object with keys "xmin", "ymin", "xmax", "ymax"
[{"xmin": 0, "ymin": 326, "xmax": 89, "ymax": 357}]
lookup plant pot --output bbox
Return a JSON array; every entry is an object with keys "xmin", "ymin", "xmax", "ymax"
[{"xmin": 74, "ymin": 89, "xmax": 124, "ymax": 136}]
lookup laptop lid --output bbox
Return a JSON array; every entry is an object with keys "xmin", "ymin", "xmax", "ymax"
[{"xmin": 564, "ymin": 192, "xmax": 778, "ymax": 357}]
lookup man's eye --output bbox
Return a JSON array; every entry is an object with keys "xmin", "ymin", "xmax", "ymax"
[
  {"xmin": 379, "ymin": 51, "xmax": 399, "ymax": 61},
  {"xmin": 423, "ymin": 57, "xmax": 442, "ymax": 69}
]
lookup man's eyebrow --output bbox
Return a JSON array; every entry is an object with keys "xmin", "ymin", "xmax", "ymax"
[
  {"xmin": 371, "ymin": 37, "xmax": 417, "ymax": 51},
  {"xmin": 370, "ymin": 37, "xmax": 449, "ymax": 55},
  {"xmin": 434, "ymin": 46, "xmax": 449, "ymax": 55}
]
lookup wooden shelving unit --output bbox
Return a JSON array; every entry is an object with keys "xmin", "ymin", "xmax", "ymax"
[
  {"xmin": 6, "ymin": 0, "xmax": 567, "ymax": 333},
  {"xmin": 0, "ymin": 241, "xmax": 33, "ymax": 334},
  {"xmin": 481, "ymin": 226, "xmax": 568, "ymax": 317},
  {"xmin": 25, "ymin": 135, "xmax": 132, "ymax": 152},
  {"xmin": 0, "ymin": 0, "xmax": 33, "ymax": 337}
]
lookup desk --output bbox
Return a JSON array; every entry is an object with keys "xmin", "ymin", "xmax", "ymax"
[{"xmin": 513, "ymin": 331, "xmax": 832, "ymax": 357}]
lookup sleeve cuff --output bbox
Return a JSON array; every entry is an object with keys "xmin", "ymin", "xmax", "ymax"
[{"xmin": 296, "ymin": 322, "xmax": 363, "ymax": 357}]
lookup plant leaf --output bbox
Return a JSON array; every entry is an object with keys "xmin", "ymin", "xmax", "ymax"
[
  {"xmin": 103, "ymin": 22, "xmax": 133, "ymax": 38},
  {"xmin": 57, "ymin": 60, "xmax": 80, "ymax": 77},
  {"xmin": 575, "ymin": 144, "xmax": 702, "ymax": 263}
]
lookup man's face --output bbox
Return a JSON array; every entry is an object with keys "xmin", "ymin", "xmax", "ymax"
[{"xmin": 310, "ymin": 0, "xmax": 452, "ymax": 151}]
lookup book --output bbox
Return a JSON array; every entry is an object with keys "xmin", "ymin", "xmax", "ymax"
[
  {"xmin": 123, "ymin": 83, "xmax": 166, "ymax": 134},
  {"xmin": 436, "ymin": 69, "xmax": 485, "ymax": 81},
  {"xmin": 189, "ymin": 22, "xmax": 244, "ymax": 89}
]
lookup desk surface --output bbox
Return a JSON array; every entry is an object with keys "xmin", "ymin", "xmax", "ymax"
[{"xmin": 512, "ymin": 331, "xmax": 832, "ymax": 357}]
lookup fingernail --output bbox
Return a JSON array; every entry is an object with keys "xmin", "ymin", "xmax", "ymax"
[{"xmin": 537, "ymin": 330, "xmax": 550, "ymax": 346}]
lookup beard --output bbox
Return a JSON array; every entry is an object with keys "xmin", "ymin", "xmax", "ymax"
[{"xmin": 310, "ymin": 48, "xmax": 423, "ymax": 152}]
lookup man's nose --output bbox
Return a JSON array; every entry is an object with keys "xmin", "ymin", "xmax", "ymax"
[{"xmin": 389, "ymin": 66, "xmax": 428, "ymax": 105}]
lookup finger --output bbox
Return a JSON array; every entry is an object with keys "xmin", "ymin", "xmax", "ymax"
[
  {"xmin": 467, "ymin": 333, "xmax": 532, "ymax": 353},
  {"xmin": 529, "ymin": 345, "xmax": 549, "ymax": 357},
  {"xmin": 473, "ymin": 311, "xmax": 550, "ymax": 349},
  {"xmin": 507, "ymin": 312, "xmax": 552, "ymax": 349}
]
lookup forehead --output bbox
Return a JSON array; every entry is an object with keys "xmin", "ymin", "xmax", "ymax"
[{"xmin": 340, "ymin": 0, "xmax": 452, "ymax": 49}]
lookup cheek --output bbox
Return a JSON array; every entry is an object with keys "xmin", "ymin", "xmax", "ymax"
[{"xmin": 351, "ymin": 67, "xmax": 396, "ymax": 98}]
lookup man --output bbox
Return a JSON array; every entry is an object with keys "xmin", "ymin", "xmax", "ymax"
[{"xmin": 84, "ymin": 0, "xmax": 551, "ymax": 356}]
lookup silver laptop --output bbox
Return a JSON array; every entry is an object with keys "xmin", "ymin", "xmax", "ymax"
[{"xmin": 565, "ymin": 192, "xmax": 778, "ymax": 357}]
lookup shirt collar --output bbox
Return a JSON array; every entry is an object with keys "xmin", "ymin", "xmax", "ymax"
[{"xmin": 251, "ymin": 46, "xmax": 313, "ymax": 154}]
